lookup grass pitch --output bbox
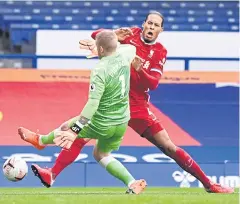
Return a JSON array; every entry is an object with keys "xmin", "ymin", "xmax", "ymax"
[{"xmin": 0, "ymin": 187, "xmax": 238, "ymax": 204}]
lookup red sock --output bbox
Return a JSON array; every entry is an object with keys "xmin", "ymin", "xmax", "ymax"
[
  {"xmin": 51, "ymin": 138, "xmax": 87, "ymax": 179},
  {"xmin": 174, "ymin": 147, "xmax": 211, "ymax": 188}
]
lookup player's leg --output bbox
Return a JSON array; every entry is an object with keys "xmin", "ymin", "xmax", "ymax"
[
  {"xmin": 21, "ymin": 117, "xmax": 88, "ymax": 187},
  {"xmin": 143, "ymin": 124, "xmax": 211, "ymax": 187},
  {"xmin": 19, "ymin": 116, "xmax": 79, "ymax": 147},
  {"xmin": 93, "ymin": 123, "xmax": 147, "ymax": 194},
  {"xmin": 51, "ymin": 138, "xmax": 89, "ymax": 180},
  {"xmin": 18, "ymin": 127, "xmax": 45, "ymax": 150},
  {"xmin": 39, "ymin": 116, "xmax": 80, "ymax": 145},
  {"xmin": 31, "ymin": 138, "xmax": 89, "ymax": 188},
  {"xmin": 142, "ymin": 118, "xmax": 234, "ymax": 193}
]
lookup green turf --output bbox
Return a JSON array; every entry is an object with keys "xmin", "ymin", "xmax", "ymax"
[{"xmin": 0, "ymin": 187, "xmax": 238, "ymax": 204}]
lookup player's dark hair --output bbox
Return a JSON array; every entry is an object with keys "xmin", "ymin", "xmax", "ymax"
[{"xmin": 145, "ymin": 11, "xmax": 164, "ymax": 27}]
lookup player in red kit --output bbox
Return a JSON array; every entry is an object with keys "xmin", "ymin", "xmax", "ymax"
[
  {"xmin": 115, "ymin": 27, "xmax": 167, "ymax": 136},
  {"xmin": 21, "ymin": 11, "xmax": 234, "ymax": 194}
]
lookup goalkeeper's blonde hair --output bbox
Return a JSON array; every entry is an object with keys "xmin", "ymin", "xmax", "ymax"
[{"xmin": 96, "ymin": 30, "xmax": 118, "ymax": 54}]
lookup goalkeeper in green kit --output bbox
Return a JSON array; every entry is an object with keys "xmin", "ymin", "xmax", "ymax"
[{"xmin": 18, "ymin": 30, "xmax": 147, "ymax": 194}]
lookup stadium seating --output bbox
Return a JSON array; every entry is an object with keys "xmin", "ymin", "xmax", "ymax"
[{"xmin": 0, "ymin": 1, "xmax": 239, "ymax": 47}]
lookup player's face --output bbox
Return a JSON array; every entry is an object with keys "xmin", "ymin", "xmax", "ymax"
[{"xmin": 142, "ymin": 14, "xmax": 163, "ymax": 43}]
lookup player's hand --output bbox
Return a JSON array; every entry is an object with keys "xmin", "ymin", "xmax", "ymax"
[
  {"xmin": 59, "ymin": 122, "xmax": 69, "ymax": 131},
  {"xmin": 132, "ymin": 55, "xmax": 144, "ymax": 72},
  {"xmin": 114, "ymin": 27, "xmax": 133, "ymax": 41},
  {"xmin": 79, "ymin": 39, "xmax": 98, "ymax": 58},
  {"xmin": 79, "ymin": 39, "xmax": 96, "ymax": 50},
  {"xmin": 53, "ymin": 130, "xmax": 78, "ymax": 149},
  {"xmin": 54, "ymin": 137, "xmax": 73, "ymax": 149}
]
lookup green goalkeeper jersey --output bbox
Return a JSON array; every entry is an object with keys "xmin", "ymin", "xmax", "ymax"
[{"xmin": 81, "ymin": 44, "xmax": 136, "ymax": 127}]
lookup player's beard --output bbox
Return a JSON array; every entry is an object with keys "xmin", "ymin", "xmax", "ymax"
[
  {"xmin": 143, "ymin": 37, "xmax": 154, "ymax": 44},
  {"xmin": 142, "ymin": 33, "xmax": 155, "ymax": 44}
]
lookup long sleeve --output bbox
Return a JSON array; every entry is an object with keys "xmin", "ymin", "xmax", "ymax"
[
  {"xmin": 138, "ymin": 69, "xmax": 161, "ymax": 90},
  {"xmin": 91, "ymin": 29, "xmax": 106, "ymax": 39},
  {"xmin": 138, "ymin": 48, "xmax": 167, "ymax": 90},
  {"xmin": 81, "ymin": 68, "xmax": 105, "ymax": 119}
]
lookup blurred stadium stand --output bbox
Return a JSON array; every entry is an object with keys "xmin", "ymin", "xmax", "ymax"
[{"xmin": 0, "ymin": 1, "xmax": 239, "ymax": 54}]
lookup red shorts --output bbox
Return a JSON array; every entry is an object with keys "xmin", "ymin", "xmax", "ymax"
[{"xmin": 128, "ymin": 115, "xmax": 164, "ymax": 138}]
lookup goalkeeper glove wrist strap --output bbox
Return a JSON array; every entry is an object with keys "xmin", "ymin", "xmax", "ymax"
[{"xmin": 70, "ymin": 120, "xmax": 84, "ymax": 134}]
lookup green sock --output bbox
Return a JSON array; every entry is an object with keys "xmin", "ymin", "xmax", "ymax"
[
  {"xmin": 99, "ymin": 156, "xmax": 135, "ymax": 186},
  {"xmin": 40, "ymin": 131, "xmax": 55, "ymax": 145},
  {"xmin": 39, "ymin": 117, "xmax": 80, "ymax": 145}
]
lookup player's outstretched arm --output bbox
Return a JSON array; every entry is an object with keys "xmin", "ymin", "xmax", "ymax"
[
  {"xmin": 79, "ymin": 39, "xmax": 98, "ymax": 58},
  {"xmin": 91, "ymin": 29, "xmax": 105, "ymax": 40},
  {"xmin": 79, "ymin": 39, "xmax": 96, "ymax": 51},
  {"xmin": 114, "ymin": 28, "xmax": 133, "ymax": 41},
  {"xmin": 132, "ymin": 55, "xmax": 164, "ymax": 90},
  {"xmin": 133, "ymin": 48, "xmax": 167, "ymax": 90},
  {"xmin": 54, "ymin": 115, "xmax": 91, "ymax": 149},
  {"xmin": 138, "ymin": 69, "xmax": 161, "ymax": 90},
  {"xmin": 54, "ymin": 68, "xmax": 105, "ymax": 149},
  {"xmin": 132, "ymin": 55, "xmax": 144, "ymax": 72},
  {"xmin": 54, "ymin": 98, "xmax": 101, "ymax": 149},
  {"xmin": 91, "ymin": 28, "xmax": 133, "ymax": 42}
]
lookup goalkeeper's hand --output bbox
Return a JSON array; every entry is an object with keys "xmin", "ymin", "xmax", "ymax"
[
  {"xmin": 79, "ymin": 39, "xmax": 98, "ymax": 58},
  {"xmin": 53, "ymin": 130, "xmax": 78, "ymax": 149}
]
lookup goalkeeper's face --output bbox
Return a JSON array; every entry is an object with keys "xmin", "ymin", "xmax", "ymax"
[{"xmin": 142, "ymin": 14, "xmax": 163, "ymax": 43}]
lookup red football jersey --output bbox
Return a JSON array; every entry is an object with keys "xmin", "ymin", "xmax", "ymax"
[
  {"xmin": 91, "ymin": 27, "xmax": 167, "ymax": 119},
  {"xmin": 121, "ymin": 27, "xmax": 167, "ymax": 119}
]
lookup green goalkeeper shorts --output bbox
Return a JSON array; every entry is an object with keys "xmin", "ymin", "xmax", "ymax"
[{"xmin": 79, "ymin": 122, "xmax": 128, "ymax": 153}]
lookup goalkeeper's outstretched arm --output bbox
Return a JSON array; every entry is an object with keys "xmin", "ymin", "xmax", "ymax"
[{"xmin": 69, "ymin": 67, "xmax": 105, "ymax": 136}]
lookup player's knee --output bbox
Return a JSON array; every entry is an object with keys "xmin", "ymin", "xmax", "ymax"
[
  {"xmin": 166, "ymin": 146, "xmax": 176, "ymax": 156},
  {"xmin": 93, "ymin": 147, "xmax": 109, "ymax": 162},
  {"xmin": 93, "ymin": 147, "xmax": 99, "ymax": 161},
  {"xmin": 159, "ymin": 136, "xmax": 176, "ymax": 156},
  {"xmin": 163, "ymin": 142, "xmax": 176, "ymax": 156},
  {"xmin": 156, "ymin": 130, "xmax": 176, "ymax": 156}
]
